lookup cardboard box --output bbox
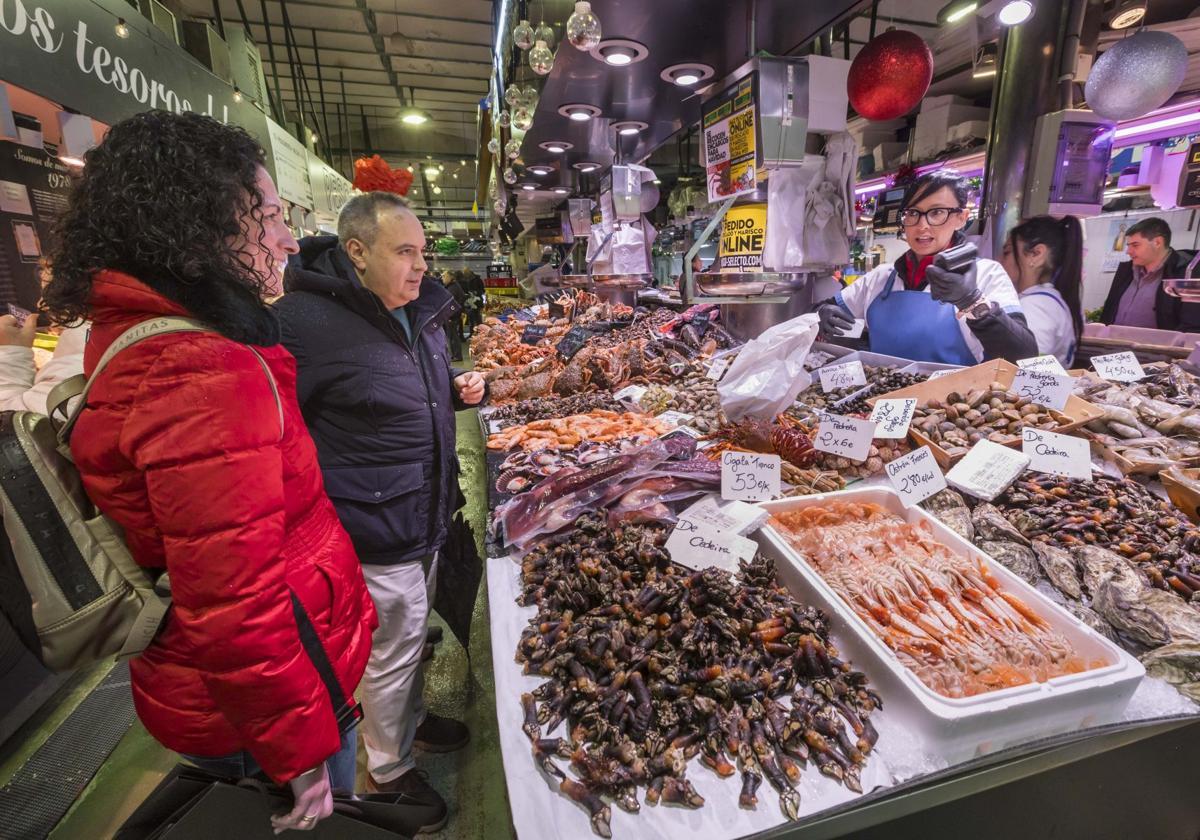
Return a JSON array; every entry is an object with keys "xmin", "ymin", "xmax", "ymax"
[
  {"xmin": 914, "ymin": 104, "xmax": 991, "ymax": 159},
  {"xmin": 806, "ymin": 55, "xmax": 852, "ymax": 134},
  {"xmin": 872, "ymin": 142, "xmax": 909, "ymax": 172},
  {"xmin": 866, "ymin": 359, "xmax": 1104, "ymax": 469}
]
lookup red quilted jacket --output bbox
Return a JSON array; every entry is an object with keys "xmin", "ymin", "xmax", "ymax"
[{"xmin": 70, "ymin": 271, "xmax": 377, "ymax": 783}]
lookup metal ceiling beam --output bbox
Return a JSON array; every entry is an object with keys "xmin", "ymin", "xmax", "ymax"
[
  {"xmin": 237, "ymin": 24, "xmax": 495, "ymax": 64},
  {"xmin": 244, "ymin": 0, "xmax": 492, "ymax": 26},
  {"xmin": 244, "ymin": 18, "xmax": 492, "ymax": 50},
  {"xmin": 265, "ymin": 71, "xmax": 485, "ymax": 95}
]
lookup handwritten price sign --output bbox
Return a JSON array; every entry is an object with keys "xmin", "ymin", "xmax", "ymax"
[
  {"xmin": 946, "ymin": 439, "xmax": 1030, "ymax": 501},
  {"xmin": 720, "ymin": 452, "xmax": 782, "ymax": 502},
  {"xmin": 1018, "ymin": 355, "xmax": 1068, "ymax": 376},
  {"xmin": 885, "ymin": 446, "xmax": 946, "ymax": 507},
  {"xmin": 869, "ymin": 398, "xmax": 917, "ymax": 439},
  {"xmin": 813, "ymin": 414, "xmax": 876, "ymax": 462},
  {"xmin": 1022, "ymin": 427, "xmax": 1092, "ymax": 480},
  {"xmin": 819, "ymin": 360, "xmax": 867, "ymax": 393},
  {"xmin": 1011, "ymin": 368, "xmax": 1072, "ymax": 411},
  {"xmin": 665, "ymin": 515, "xmax": 757, "ymax": 573},
  {"xmin": 1092, "ymin": 351, "xmax": 1146, "ymax": 383},
  {"xmin": 707, "ymin": 356, "xmax": 733, "ymax": 381}
]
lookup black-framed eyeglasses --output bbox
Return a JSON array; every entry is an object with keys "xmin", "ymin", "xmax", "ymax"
[{"xmin": 899, "ymin": 207, "xmax": 963, "ymax": 227}]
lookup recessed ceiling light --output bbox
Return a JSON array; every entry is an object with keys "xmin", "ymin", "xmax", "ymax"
[
  {"xmin": 553, "ymin": 187, "xmax": 569, "ymax": 194},
  {"xmin": 400, "ymin": 108, "xmax": 429, "ymax": 126},
  {"xmin": 592, "ymin": 39, "xmax": 649, "ymax": 67},
  {"xmin": 521, "ymin": 184, "xmax": 537, "ymax": 191},
  {"xmin": 540, "ymin": 140, "xmax": 574, "ymax": 153},
  {"xmin": 529, "ymin": 165, "xmax": 554, "ymax": 175},
  {"xmin": 938, "ymin": 1, "xmax": 978, "ymax": 24},
  {"xmin": 573, "ymin": 161, "xmax": 601, "ymax": 173},
  {"xmin": 559, "ymin": 103, "xmax": 602, "ymax": 122},
  {"xmin": 660, "ymin": 63, "xmax": 715, "ymax": 87},
  {"xmin": 612, "ymin": 120, "xmax": 647, "ymax": 136}
]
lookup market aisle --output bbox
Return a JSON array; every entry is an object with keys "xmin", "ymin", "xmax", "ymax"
[{"xmin": 43, "ymin": 400, "xmax": 510, "ymax": 839}]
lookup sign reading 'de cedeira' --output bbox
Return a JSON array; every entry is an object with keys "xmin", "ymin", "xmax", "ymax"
[
  {"xmin": 665, "ymin": 515, "xmax": 757, "ymax": 573},
  {"xmin": 1022, "ymin": 427, "xmax": 1092, "ymax": 480}
]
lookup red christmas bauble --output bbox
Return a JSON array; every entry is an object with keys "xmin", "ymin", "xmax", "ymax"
[{"xmin": 847, "ymin": 30, "xmax": 933, "ymax": 121}]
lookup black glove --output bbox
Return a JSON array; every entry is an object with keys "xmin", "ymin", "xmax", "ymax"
[
  {"xmin": 926, "ymin": 261, "xmax": 982, "ymax": 311},
  {"xmin": 817, "ymin": 303, "xmax": 855, "ymax": 337}
]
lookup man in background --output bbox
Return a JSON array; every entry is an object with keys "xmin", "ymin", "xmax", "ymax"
[{"xmin": 1101, "ymin": 217, "xmax": 1199, "ymax": 331}]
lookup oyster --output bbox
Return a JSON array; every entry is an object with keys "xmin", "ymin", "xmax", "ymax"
[
  {"xmin": 971, "ymin": 503, "xmax": 1030, "ymax": 546},
  {"xmin": 1032, "ymin": 541, "xmax": 1082, "ymax": 600},
  {"xmin": 1060, "ymin": 600, "xmax": 1118, "ymax": 642},
  {"xmin": 1075, "ymin": 545, "xmax": 1200, "ymax": 647},
  {"xmin": 978, "ymin": 540, "xmax": 1039, "ymax": 586},
  {"xmin": 1141, "ymin": 642, "xmax": 1200, "ymax": 702},
  {"xmin": 921, "ymin": 489, "xmax": 974, "ymax": 543}
]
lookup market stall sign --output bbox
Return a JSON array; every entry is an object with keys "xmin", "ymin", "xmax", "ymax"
[
  {"xmin": 869, "ymin": 398, "xmax": 918, "ymax": 439},
  {"xmin": 885, "ymin": 446, "xmax": 947, "ymax": 508},
  {"xmin": 720, "ymin": 452, "xmax": 781, "ymax": 502},
  {"xmin": 1011, "ymin": 368, "xmax": 1072, "ymax": 412},
  {"xmin": 946, "ymin": 439, "xmax": 1030, "ymax": 501},
  {"xmin": 813, "ymin": 414, "xmax": 876, "ymax": 462},
  {"xmin": 819, "ymin": 360, "xmax": 867, "ymax": 393},
  {"xmin": 665, "ymin": 516, "xmax": 756, "ymax": 574},
  {"xmin": 717, "ymin": 203, "xmax": 766, "ymax": 273},
  {"xmin": 613, "ymin": 384, "xmax": 647, "ymax": 405},
  {"xmin": 0, "ymin": 141, "xmax": 71, "ymax": 308},
  {"xmin": 1022, "ymin": 427, "xmax": 1092, "ymax": 480},
  {"xmin": 1092, "ymin": 351, "xmax": 1146, "ymax": 382},
  {"xmin": 701, "ymin": 72, "xmax": 760, "ymax": 203},
  {"xmin": 1017, "ymin": 355, "xmax": 1069, "ymax": 376},
  {"xmin": 521, "ymin": 324, "xmax": 548, "ymax": 345},
  {"xmin": 556, "ymin": 325, "xmax": 590, "ymax": 359}
]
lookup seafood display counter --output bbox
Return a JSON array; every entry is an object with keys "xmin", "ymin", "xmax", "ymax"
[{"xmin": 469, "ymin": 300, "xmax": 1200, "ymax": 840}]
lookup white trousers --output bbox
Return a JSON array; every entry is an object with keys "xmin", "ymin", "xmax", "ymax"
[{"xmin": 359, "ymin": 553, "xmax": 438, "ymax": 783}]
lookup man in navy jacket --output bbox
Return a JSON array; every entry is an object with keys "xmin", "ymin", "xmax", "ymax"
[{"xmin": 277, "ymin": 192, "xmax": 485, "ymax": 830}]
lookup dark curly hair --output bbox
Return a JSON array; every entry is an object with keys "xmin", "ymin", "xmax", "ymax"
[{"xmin": 44, "ymin": 110, "xmax": 279, "ymax": 344}]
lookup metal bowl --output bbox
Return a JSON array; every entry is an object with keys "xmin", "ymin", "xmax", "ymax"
[
  {"xmin": 694, "ymin": 271, "xmax": 812, "ymax": 297},
  {"xmin": 591, "ymin": 273, "xmax": 652, "ymax": 288}
]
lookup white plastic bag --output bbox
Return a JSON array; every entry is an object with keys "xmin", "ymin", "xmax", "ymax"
[{"xmin": 717, "ymin": 313, "xmax": 820, "ymax": 421}]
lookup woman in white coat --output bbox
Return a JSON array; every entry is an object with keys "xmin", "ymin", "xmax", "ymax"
[
  {"xmin": 0, "ymin": 315, "xmax": 86, "ymax": 415},
  {"xmin": 999, "ymin": 216, "xmax": 1085, "ymax": 367}
]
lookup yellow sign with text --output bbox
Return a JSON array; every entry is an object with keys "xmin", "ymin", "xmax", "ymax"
[{"xmin": 718, "ymin": 204, "xmax": 767, "ymax": 273}]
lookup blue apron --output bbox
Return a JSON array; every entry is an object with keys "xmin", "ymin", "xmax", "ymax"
[
  {"xmin": 865, "ymin": 269, "xmax": 977, "ymax": 366},
  {"xmin": 1022, "ymin": 287, "xmax": 1076, "ymax": 366}
]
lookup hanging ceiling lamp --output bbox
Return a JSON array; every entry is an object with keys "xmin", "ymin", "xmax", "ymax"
[
  {"xmin": 566, "ymin": 1, "xmax": 601, "ymax": 50},
  {"xmin": 535, "ymin": 21, "xmax": 555, "ymax": 49},
  {"xmin": 513, "ymin": 19, "xmax": 535, "ymax": 50},
  {"xmin": 529, "ymin": 40, "xmax": 555, "ymax": 75}
]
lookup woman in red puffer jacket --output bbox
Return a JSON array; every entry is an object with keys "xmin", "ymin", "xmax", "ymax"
[{"xmin": 43, "ymin": 111, "xmax": 377, "ymax": 834}]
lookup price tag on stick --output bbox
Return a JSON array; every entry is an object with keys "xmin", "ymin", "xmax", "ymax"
[
  {"xmin": 1022, "ymin": 427, "xmax": 1092, "ymax": 480},
  {"xmin": 665, "ymin": 517, "xmax": 757, "ymax": 573},
  {"xmin": 521, "ymin": 324, "xmax": 548, "ymax": 345},
  {"xmin": 720, "ymin": 452, "xmax": 782, "ymax": 502},
  {"xmin": 1092, "ymin": 351, "xmax": 1146, "ymax": 383},
  {"xmin": 813, "ymin": 414, "xmax": 876, "ymax": 462},
  {"xmin": 885, "ymin": 446, "xmax": 947, "ymax": 508},
  {"xmin": 1011, "ymin": 368, "xmax": 1073, "ymax": 411},
  {"xmin": 1018, "ymin": 355, "xmax": 1068, "ymax": 376},
  {"xmin": 613, "ymin": 384, "xmax": 648, "ymax": 405},
  {"xmin": 869, "ymin": 398, "xmax": 918, "ymax": 439},
  {"xmin": 819, "ymin": 360, "xmax": 867, "ymax": 393}
]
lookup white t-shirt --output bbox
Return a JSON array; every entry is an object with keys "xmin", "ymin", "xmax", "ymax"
[
  {"xmin": 837, "ymin": 258, "xmax": 1023, "ymax": 363},
  {"xmin": 1019, "ymin": 284, "xmax": 1077, "ymax": 367}
]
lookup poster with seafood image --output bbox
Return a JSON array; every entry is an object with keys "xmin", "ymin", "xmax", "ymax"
[{"xmin": 702, "ymin": 73, "xmax": 760, "ymax": 203}]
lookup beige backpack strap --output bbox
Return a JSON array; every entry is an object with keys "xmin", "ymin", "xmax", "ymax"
[{"xmin": 56, "ymin": 317, "xmax": 284, "ymax": 449}]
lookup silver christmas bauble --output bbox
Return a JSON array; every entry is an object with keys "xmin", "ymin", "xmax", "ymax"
[{"xmin": 1085, "ymin": 30, "xmax": 1188, "ymax": 121}]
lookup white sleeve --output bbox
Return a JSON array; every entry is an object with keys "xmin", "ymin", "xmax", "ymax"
[
  {"xmin": 0, "ymin": 324, "xmax": 87, "ymax": 416},
  {"xmin": 836, "ymin": 266, "xmax": 887, "ymax": 320},
  {"xmin": 1019, "ymin": 295, "xmax": 1060, "ymax": 355},
  {"xmin": 976, "ymin": 260, "xmax": 1022, "ymax": 312}
]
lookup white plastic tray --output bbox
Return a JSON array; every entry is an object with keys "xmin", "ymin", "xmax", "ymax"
[{"xmin": 752, "ymin": 487, "xmax": 1143, "ymax": 766}]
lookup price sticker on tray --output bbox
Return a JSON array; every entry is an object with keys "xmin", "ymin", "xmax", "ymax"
[
  {"xmin": 1091, "ymin": 351, "xmax": 1146, "ymax": 383},
  {"xmin": 869, "ymin": 398, "xmax": 917, "ymax": 439},
  {"xmin": 1022, "ymin": 427, "xmax": 1092, "ymax": 480},
  {"xmin": 1017, "ymin": 354, "xmax": 1068, "ymax": 376},
  {"xmin": 818, "ymin": 360, "xmax": 867, "ymax": 393},
  {"xmin": 926, "ymin": 369, "xmax": 955, "ymax": 381},
  {"xmin": 885, "ymin": 446, "xmax": 947, "ymax": 507},
  {"xmin": 1011, "ymin": 367, "xmax": 1073, "ymax": 412},
  {"xmin": 813, "ymin": 413, "xmax": 876, "ymax": 462},
  {"xmin": 665, "ymin": 516, "xmax": 756, "ymax": 573},
  {"xmin": 720, "ymin": 452, "xmax": 782, "ymax": 502},
  {"xmin": 945, "ymin": 439, "xmax": 1030, "ymax": 501}
]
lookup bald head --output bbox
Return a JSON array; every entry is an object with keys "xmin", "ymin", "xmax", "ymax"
[{"xmin": 337, "ymin": 191, "xmax": 416, "ymax": 248}]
